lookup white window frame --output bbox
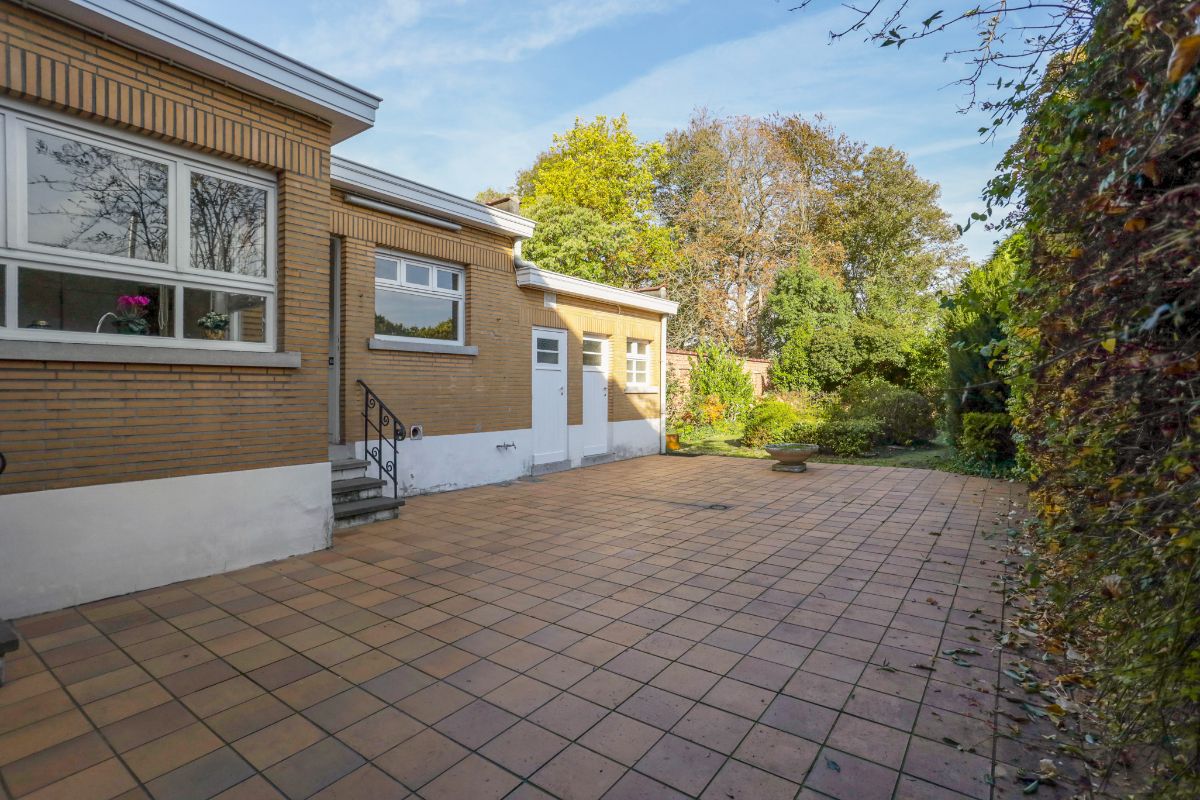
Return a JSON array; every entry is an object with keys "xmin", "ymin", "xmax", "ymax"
[
  {"xmin": 373, "ymin": 250, "xmax": 465, "ymax": 347},
  {"xmin": 0, "ymin": 98, "xmax": 277, "ymax": 352},
  {"xmin": 626, "ymin": 338, "xmax": 652, "ymax": 389},
  {"xmin": 582, "ymin": 334, "xmax": 607, "ymax": 372}
]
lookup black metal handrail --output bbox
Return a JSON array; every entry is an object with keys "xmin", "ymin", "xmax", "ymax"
[{"xmin": 357, "ymin": 380, "xmax": 406, "ymax": 498}]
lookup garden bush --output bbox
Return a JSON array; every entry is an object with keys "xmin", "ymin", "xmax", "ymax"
[
  {"xmin": 741, "ymin": 399, "xmax": 801, "ymax": 447},
  {"xmin": 688, "ymin": 341, "xmax": 754, "ymax": 422},
  {"xmin": 835, "ymin": 376, "xmax": 935, "ymax": 445},
  {"xmin": 957, "ymin": 412, "xmax": 1014, "ymax": 465},
  {"xmin": 787, "ymin": 417, "xmax": 882, "ymax": 456}
]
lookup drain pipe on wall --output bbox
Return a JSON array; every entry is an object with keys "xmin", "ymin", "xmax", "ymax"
[{"xmin": 660, "ymin": 310, "xmax": 668, "ymax": 454}]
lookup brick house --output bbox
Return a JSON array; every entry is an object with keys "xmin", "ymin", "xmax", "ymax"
[{"xmin": 0, "ymin": 0, "xmax": 676, "ymax": 617}]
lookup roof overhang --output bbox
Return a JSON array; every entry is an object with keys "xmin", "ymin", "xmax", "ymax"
[
  {"xmin": 332, "ymin": 157, "xmax": 537, "ymax": 239},
  {"xmin": 28, "ymin": 0, "xmax": 380, "ymax": 143},
  {"xmin": 516, "ymin": 265, "xmax": 678, "ymax": 316}
]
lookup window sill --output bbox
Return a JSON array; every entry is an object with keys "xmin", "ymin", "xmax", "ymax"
[
  {"xmin": 369, "ymin": 337, "xmax": 478, "ymax": 356},
  {"xmin": 625, "ymin": 386, "xmax": 659, "ymax": 395},
  {"xmin": 0, "ymin": 339, "xmax": 301, "ymax": 368}
]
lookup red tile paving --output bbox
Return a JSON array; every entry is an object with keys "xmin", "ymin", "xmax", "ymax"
[{"xmin": 0, "ymin": 455, "xmax": 1031, "ymax": 799}]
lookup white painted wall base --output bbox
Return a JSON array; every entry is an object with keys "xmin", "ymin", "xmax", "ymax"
[
  {"xmin": 0, "ymin": 462, "xmax": 332, "ymax": 619},
  {"xmin": 360, "ymin": 417, "xmax": 662, "ymax": 496}
]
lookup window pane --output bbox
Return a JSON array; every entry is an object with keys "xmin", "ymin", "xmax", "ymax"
[
  {"xmin": 583, "ymin": 339, "xmax": 602, "ymax": 354},
  {"xmin": 183, "ymin": 288, "xmax": 266, "ymax": 343},
  {"xmin": 375, "ymin": 256, "xmax": 398, "ymax": 282},
  {"xmin": 405, "ymin": 263, "xmax": 430, "ymax": 285},
  {"xmin": 436, "ymin": 269, "xmax": 459, "ymax": 291},
  {"xmin": 375, "ymin": 289, "xmax": 458, "ymax": 340},
  {"xmin": 537, "ymin": 351, "xmax": 559, "ymax": 364},
  {"xmin": 583, "ymin": 353, "xmax": 602, "ymax": 367},
  {"xmin": 190, "ymin": 173, "xmax": 268, "ymax": 277},
  {"xmin": 27, "ymin": 130, "xmax": 169, "ymax": 262},
  {"xmin": 536, "ymin": 337, "xmax": 559, "ymax": 352},
  {"xmin": 18, "ymin": 268, "xmax": 173, "ymax": 336}
]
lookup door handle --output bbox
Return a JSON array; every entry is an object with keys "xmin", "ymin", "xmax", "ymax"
[{"xmin": 559, "ymin": 387, "xmax": 564, "ymax": 396}]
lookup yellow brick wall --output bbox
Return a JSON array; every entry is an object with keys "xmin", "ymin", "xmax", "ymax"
[
  {"xmin": 333, "ymin": 195, "xmax": 663, "ymax": 441},
  {"xmin": 0, "ymin": 5, "xmax": 334, "ymax": 494}
]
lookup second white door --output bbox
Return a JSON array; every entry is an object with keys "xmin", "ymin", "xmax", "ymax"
[
  {"xmin": 582, "ymin": 336, "xmax": 609, "ymax": 457},
  {"xmin": 532, "ymin": 328, "xmax": 568, "ymax": 465}
]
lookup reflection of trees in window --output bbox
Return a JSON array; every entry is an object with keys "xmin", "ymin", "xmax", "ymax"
[
  {"xmin": 190, "ymin": 174, "xmax": 267, "ymax": 277},
  {"xmin": 27, "ymin": 132, "xmax": 169, "ymax": 262},
  {"xmin": 374, "ymin": 314, "xmax": 456, "ymax": 340}
]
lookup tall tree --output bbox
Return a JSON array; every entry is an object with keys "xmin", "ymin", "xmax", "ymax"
[
  {"xmin": 516, "ymin": 115, "xmax": 672, "ymax": 287},
  {"xmin": 658, "ymin": 113, "xmax": 857, "ymax": 354}
]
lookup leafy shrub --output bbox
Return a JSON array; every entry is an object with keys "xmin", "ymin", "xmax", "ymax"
[
  {"xmin": 788, "ymin": 417, "xmax": 882, "ymax": 456},
  {"xmin": 835, "ymin": 376, "xmax": 936, "ymax": 445},
  {"xmin": 689, "ymin": 341, "xmax": 754, "ymax": 422},
  {"xmin": 696, "ymin": 394, "xmax": 727, "ymax": 426},
  {"xmin": 741, "ymin": 399, "xmax": 801, "ymax": 447},
  {"xmin": 958, "ymin": 412, "xmax": 1015, "ymax": 464}
]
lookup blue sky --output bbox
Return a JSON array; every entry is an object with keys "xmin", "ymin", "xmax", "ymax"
[{"xmin": 185, "ymin": 0, "xmax": 1016, "ymax": 262}]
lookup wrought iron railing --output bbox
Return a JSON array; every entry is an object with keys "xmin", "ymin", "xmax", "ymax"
[{"xmin": 357, "ymin": 380, "xmax": 406, "ymax": 499}]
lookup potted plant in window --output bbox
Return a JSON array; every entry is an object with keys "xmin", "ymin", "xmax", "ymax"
[
  {"xmin": 100, "ymin": 294, "xmax": 151, "ymax": 335},
  {"xmin": 197, "ymin": 311, "xmax": 230, "ymax": 340}
]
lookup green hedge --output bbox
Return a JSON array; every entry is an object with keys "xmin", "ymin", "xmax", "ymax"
[
  {"xmin": 958, "ymin": 412, "xmax": 1015, "ymax": 464},
  {"xmin": 787, "ymin": 417, "xmax": 882, "ymax": 456},
  {"xmin": 835, "ymin": 377, "xmax": 935, "ymax": 445},
  {"xmin": 741, "ymin": 399, "xmax": 801, "ymax": 447}
]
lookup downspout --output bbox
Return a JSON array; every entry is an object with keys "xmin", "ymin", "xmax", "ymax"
[
  {"xmin": 513, "ymin": 238, "xmax": 537, "ymax": 270},
  {"xmin": 660, "ymin": 311, "xmax": 668, "ymax": 454}
]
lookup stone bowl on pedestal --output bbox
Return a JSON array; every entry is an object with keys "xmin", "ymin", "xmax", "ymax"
[{"xmin": 764, "ymin": 443, "xmax": 819, "ymax": 473}]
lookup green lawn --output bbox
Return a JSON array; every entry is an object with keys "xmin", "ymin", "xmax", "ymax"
[{"xmin": 675, "ymin": 426, "xmax": 960, "ymax": 471}]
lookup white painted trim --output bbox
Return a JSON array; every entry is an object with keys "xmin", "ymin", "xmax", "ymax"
[
  {"xmin": 332, "ymin": 157, "xmax": 535, "ymax": 238},
  {"xmin": 660, "ymin": 315, "xmax": 668, "ymax": 454},
  {"xmin": 27, "ymin": 0, "xmax": 380, "ymax": 142},
  {"xmin": 0, "ymin": 462, "xmax": 332, "ymax": 618},
  {"xmin": 515, "ymin": 265, "xmax": 679, "ymax": 315}
]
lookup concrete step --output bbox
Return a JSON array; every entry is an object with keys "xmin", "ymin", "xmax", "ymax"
[
  {"xmin": 333, "ymin": 496, "xmax": 404, "ymax": 529},
  {"xmin": 331, "ymin": 458, "xmax": 369, "ymax": 481},
  {"xmin": 332, "ymin": 476, "xmax": 387, "ymax": 504}
]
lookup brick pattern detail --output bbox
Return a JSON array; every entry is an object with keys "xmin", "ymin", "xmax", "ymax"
[
  {"xmin": 0, "ymin": 4, "xmax": 328, "ymax": 177},
  {"xmin": 335, "ymin": 199, "xmax": 663, "ymax": 441},
  {"xmin": 0, "ymin": 5, "xmax": 334, "ymax": 494}
]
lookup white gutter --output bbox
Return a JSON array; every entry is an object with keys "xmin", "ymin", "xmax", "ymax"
[
  {"xmin": 343, "ymin": 194, "xmax": 462, "ymax": 233},
  {"xmin": 332, "ymin": 157, "xmax": 535, "ymax": 239},
  {"xmin": 514, "ymin": 263, "xmax": 679, "ymax": 316}
]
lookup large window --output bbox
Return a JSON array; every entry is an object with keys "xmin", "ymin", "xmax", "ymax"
[
  {"xmin": 0, "ymin": 101, "xmax": 276, "ymax": 350},
  {"xmin": 626, "ymin": 339, "xmax": 651, "ymax": 388},
  {"xmin": 374, "ymin": 253, "xmax": 464, "ymax": 345}
]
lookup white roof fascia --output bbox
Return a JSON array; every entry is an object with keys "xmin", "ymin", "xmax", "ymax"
[
  {"xmin": 331, "ymin": 156, "xmax": 536, "ymax": 239},
  {"xmin": 515, "ymin": 265, "xmax": 678, "ymax": 316},
  {"xmin": 28, "ymin": 0, "xmax": 381, "ymax": 143}
]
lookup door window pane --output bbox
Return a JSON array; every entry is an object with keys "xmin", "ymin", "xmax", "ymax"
[
  {"xmin": 183, "ymin": 288, "xmax": 267, "ymax": 343},
  {"xmin": 537, "ymin": 337, "xmax": 559, "ymax": 352},
  {"xmin": 376, "ymin": 288, "xmax": 458, "ymax": 340},
  {"xmin": 190, "ymin": 173, "xmax": 268, "ymax": 277},
  {"xmin": 27, "ymin": 129, "xmax": 169, "ymax": 262},
  {"xmin": 18, "ymin": 267, "xmax": 173, "ymax": 336},
  {"xmin": 583, "ymin": 338, "xmax": 603, "ymax": 367}
]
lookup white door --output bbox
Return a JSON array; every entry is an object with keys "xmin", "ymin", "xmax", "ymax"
[
  {"xmin": 532, "ymin": 328, "xmax": 568, "ymax": 465},
  {"xmin": 582, "ymin": 336, "xmax": 609, "ymax": 457}
]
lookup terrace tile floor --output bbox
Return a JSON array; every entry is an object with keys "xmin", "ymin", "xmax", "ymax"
[{"xmin": 0, "ymin": 455, "xmax": 1041, "ymax": 800}]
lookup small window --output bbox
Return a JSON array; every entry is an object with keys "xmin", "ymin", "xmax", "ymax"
[
  {"xmin": 582, "ymin": 337, "xmax": 604, "ymax": 368},
  {"xmin": 374, "ymin": 254, "xmax": 465, "ymax": 344},
  {"xmin": 183, "ymin": 288, "xmax": 267, "ymax": 343},
  {"xmin": 536, "ymin": 336, "xmax": 559, "ymax": 364},
  {"xmin": 19, "ymin": 267, "xmax": 174, "ymax": 336},
  {"xmin": 626, "ymin": 339, "xmax": 650, "ymax": 387}
]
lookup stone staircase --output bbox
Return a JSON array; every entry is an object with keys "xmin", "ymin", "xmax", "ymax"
[{"xmin": 331, "ymin": 458, "xmax": 404, "ymax": 530}]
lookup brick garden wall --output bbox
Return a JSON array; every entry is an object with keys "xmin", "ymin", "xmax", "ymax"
[{"xmin": 667, "ymin": 349, "xmax": 772, "ymax": 399}]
